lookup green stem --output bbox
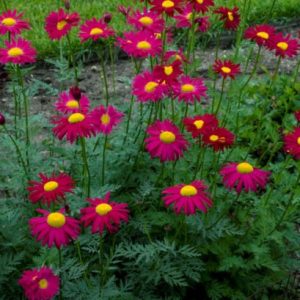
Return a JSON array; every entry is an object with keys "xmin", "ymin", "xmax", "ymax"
[
  {"xmin": 214, "ymin": 77, "xmax": 225, "ymax": 115},
  {"xmin": 270, "ymin": 56, "xmax": 282, "ymax": 89},
  {"xmin": 58, "ymin": 248, "xmax": 63, "ymax": 300},
  {"xmin": 293, "ymin": 59, "xmax": 300, "ymax": 87},
  {"xmin": 99, "ymin": 46, "xmax": 109, "ymax": 106},
  {"xmin": 264, "ymin": 0, "xmax": 277, "ymax": 23},
  {"xmin": 124, "ymin": 95, "xmax": 135, "ymax": 143},
  {"xmin": 186, "ymin": 11, "xmax": 196, "ymax": 72},
  {"xmin": 101, "ymin": 135, "xmax": 108, "ymax": 186},
  {"xmin": 108, "ymin": 41, "xmax": 115, "ymax": 94},
  {"xmin": 80, "ymin": 138, "xmax": 90, "ymax": 197},
  {"xmin": 66, "ymin": 34, "xmax": 78, "ymax": 85}
]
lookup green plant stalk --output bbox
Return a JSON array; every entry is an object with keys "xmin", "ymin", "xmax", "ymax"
[
  {"xmin": 98, "ymin": 236, "xmax": 105, "ymax": 285},
  {"xmin": 66, "ymin": 34, "xmax": 78, "ymax": 85},
  {"xmin": 264, "ymin": 0, "xmax": 277, "ymax": 23},
  {"xmin": 270, "ymin": 56, "xmax": 282, "ymax": 89},
  {"xmin": 16, "ymin": 65, "xmax": 30, "ymax": 169},
  {"xmin": 293, "ymin": 59, "xmax": 300, "ymax": 86},
  {"xmin": 80, "ymin": 138, "xmax": 91, "ymax": 197},
  {"xmin": 124, "ymin": 95, "xmax": 135, "ymax": 143},
  {"xmin": 193, "ymin": 138, "xmax": 202, "ymax": 180},
  {"xmin": 99, "ymin": 46, "xmax": 109, "ymax": 106},
  {"xmin": 2, "ymin": 0, "xmax": 8, "ymax": 10},
  {"xmin": 214, "ymin": 77, "xmax": 225, "ymax": 115},
  {"xmin": 101, "ymin": 135, "xmax": 108, "ymax": 186},
  {"xmin": 108, "ymin": 41, "xmax": 116, "ymax": 94},
  {"xmin": 211, "ymin": 30, "xmax": 221, "ymax": 99},
  {"xmin": 186, "ymin": 11, "xmax": 196, "ymax": 72},
  {"xmin": 3, "ymin": 126, "xmax": 29, "ymax": 180},
  {"xmin": 12, "ymin": 84, "xmax": 19, "ymax": 138},
  {"xmin": 58, "ymin": 248, "xmax": 63, "ymax": 300},
  {"xmin": 160, "ymin": 13, "xmax": 168, "ymax": 64}
]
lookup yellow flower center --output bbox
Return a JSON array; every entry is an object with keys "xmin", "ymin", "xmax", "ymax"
[
  {"xmin": 209, "ymin": 134, "xmax": 219, "ymax": 142},
  {"xmin": 66, "ymin": 100, "xmax": 79, "ymax": 109},
  {"xmin": 181, "ymin": 84, "xmax": 195, "ymax": 92},
  {"xmin": 193, "ymin": 120, "xmax": 204, "ymax": 129},
  {"xmin": 95, "ymin": 203, "xmax": 112, "ymax": 216},
  {"xmin": 47, "ymin": 212, "xmax": 66, "ymax": 228},
  {"xmin": 164, "ymin": 66, "xmax": 173, "ymax": 76},
  {"xmin": 159, "ymin": 131, "xmax": 176, "ymax": 144},
  {"xmin": 2, "ymin": 17, "xmax": 16, "ymax": 26},
  {"xmin": 101, "ymin": 113, "xmax": 110, "ymax": 125},
  {"xmin": 297, "ymin": 137, "xmax": 300, "ymax": 145},
  {"xmin": 145, "ymin": 81, "xmax": 158, "ymax": 93},
  {"xmin": 57, "ymin": 20, "xmax": 67, "ymax": 31},
  {"xmin": 196, "ymin": 0, "xmax": 204, "ymax": 4},
  {"xmin": 8, "ymin": 47, "xmax": 24, "ymax": 57},
  {"xmin": 227, "ymin": 12, "xmax": 234, "ymax": 21},
  {"xmin": 186, "ymin": 13, "xmax": 192, "ymax": 20},
  {"xmin": 236, "ymin": 162, "xmax": 254, "ymax": 174},
  {"xmin": 139, "ymin": 16, "xmax": 153, "ymax": 26},
  {"xmin": 38, "ymin": 279, "xmax": 48, "ymax": 289},
  {"xmin": 277, "ymin": 42, "xmax": 288, "ymax": 51},
  {"xmin": 137, "ymin": 41, "xmax": 151, "ymax": 50},
  {"xmin": 256, "ymin": 31, "xmax": 269, "ymax": 39},
  {"xmin": 221, "ymin": 66, "xmax": 231, "ymax": 74},
  {"xmin": 154, "ymin": 32, "xmax": 162, "ymax": 39},
  {"xmin": 180, "ymin": 185, "xmax": 198, "ymax": 196},
  {"xmin": 90, "ymin": 27, "xmax": 103, "ymax": 35},
  {"xmin": 162, "ymin": 0, "xmax": 175, "ymax": 8},
  {"xmin": 43, "ymin": 180, "xmax": 59, "ymax": 192},
  {"xmin": 68, "ymin": 113, "xmax": 85, "ymax": 124}
]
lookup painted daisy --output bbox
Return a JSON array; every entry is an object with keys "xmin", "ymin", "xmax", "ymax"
[
  {"xmin": 213, "ymin": 59, "xmax": 240, "ymax": 79},
  {"xmin": 214, "ymin": 6, "xmax": 240, "ymax": 31},
  {"xmin": 195, "ymin": 16, "xmax": 210, "ymax": 32},
  {"xmin": 162, "ymin": 180, "xmax": 213, "ymax": 215},
  {"xmin": 0, "ymin": 9, "xmax": 30, "ymax": 36},
  {"xmin": 244, "ymin": 24, "xmax": 276, "ymax": 46},
  {"xmin": 283, "ymin": 127, "xmax": 300, "ymax": 159},
  {"xmin": 153, "ymin": 60, "xmax": 182, "ymax": 85},
  {"xmin": 267, "ymin": 33, "xmax": 299, "ymax": 58},
  {"xmin": 174, "ymin": 5, "xmax": 193, "ymax": 28},
  {"xmin": 202, "ymin": 127, "xmax": 235, "ymax": 151},
  {"xmin": 220, "ymin": 162, "xmax": 271, "ymax": 193},
  {"xmin": 80, "ymin": 192, "xmax": 129, "ymax": 235},
  {"xmin": 191, "ymin": 0, "xmax": 214, "ymax": 14},
  {"xmin": 150, "ymin": 0, "xmax": 183, "ymax": 16}
]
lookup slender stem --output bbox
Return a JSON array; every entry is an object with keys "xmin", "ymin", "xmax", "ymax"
[
  {"xmin": 160, "ymin": 13, "xmax": 168, "ymax": 64},
  {"xmin": 214, "ymin": 77, "xmax": 225, "ymax": 115},
  {"xmin": 108, "ymin": 41, "xmax": 115, "ymax": 94},
  {"xmin": 66, "ymin": 34, "xmax": 78, "ymax": 85},
  {"xmin": 270, "ymin": 56, "xmax": 282, "ymax": 89},
  {"xmin": 80, "ymin": 138, "xmax": 90, "ymax": 197},
  {"xmin": 2, "ymin": 0, "xmax": 8, "ymax": 10},
  {"xmin": 171, "ymin": 98, "xmax": 175, "ymax": 122},
  {"xmin": 98, "ymin": 236, "xmax": 104, "ymax": 285},
  {"xmin": 101, "ymin": 135, "xmax": 108, "ymax": 186},
  {"xmin": 264, "ymin": 0, "xmax": 277, "ymax": 23},
  {"xmin": 58, "ymin": 248, "xmax": 63, "ymax": 300},
  {"xmin": 193, "ymin": 138, "xmax": 202, "ymax": 180},
  {"xmin": 293, "ymin": 59, "xmax": 300, "ymax": 87},
  {"xmin": 3, "ymin": 126, "xmax": 29, "ymax": 180},
  {"xmin": 124, "ymin": 95, "xmax": 135, "ymax": 143},
  {"xmin": 99, "ymin": 46, "xmax": 109, "ymax": 106},
  {"xmin": 186, "ymin": 11, "xmax": 196, "ymax": 72}
]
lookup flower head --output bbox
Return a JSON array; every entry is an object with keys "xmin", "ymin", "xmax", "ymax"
[
  {"xmin": 55, "ymin": 89, "xmax": 90, "ymax": 114},
  {"xmin": 52, "ymin": 112, "xmax": 95, "ymax": 143},
  {"xmin": 128, "ymin": 9, "xmax": 164, "ymax": 33},
  {"xmin": 45, "ymin": 8, "xmax": 80, "ymax": 40},
  {"xmin": 164, "ymin": 49, "xmax": 188, "ymax": 64},
  {"xmin": 267, "ymin": 33, "xmax": 299, "ymax": 58},
  {"xmin": 191, "ymin": 0, "xmax": 214, "ymax": 14},
  {"xmin": 213, "ymin": 59, "xmax": 240, "ymax": 79},
  {"xmin": 183, "ymin": 114, "xmax": 218, "ymax": 138},
  {"xmin": 145, "ymin": 119, "xmax": 188, "ymax": 161},
  {"xmin": 90, "ymin": 105, "xmax": 123, "ymax": 135},
  {"xmin": 150, "ymin": 0, "xmax": 183, "ymax": 16},
  {"xmin": 283, "ymin": 127, "xmax": 300, "ymax": 159},
  {"xmin": 79, "ymin": 18, "xmax": 114, "ymax": 42},
  {"xmin": 220, "ymin": 162, "xmax": 271, "ymax": 193},
  {"xmin": 214, "ymin": 6, "xmax": 240, "ymax": 31},
  {"xmin": 0, "ymin": 38, "xmax": 36, "ymax": 65},
  {"xmin": 172, "ymin": 75, "xmax": 207, "ymax": 104},
  {"xmin": 244, "ymin": 24, "xmax": 276, "ymax": 46},
  {"xmin": 195, "ymin": 16, "xmax": 210, "ymax": 32},
  {"xmin": 29, "ymin": 209, "xmax": 80, "ymax": 248},
  {"xmin": 117, "ymin": 31, "xmax": 162, "ymax": 58},
  {"xmin": 202, "ymin": 127, "xmax": 235, "ymax": 151},
  {"xmin": 162, "ymin": 180, "xmax": 213, "ymax": 215},
  {"xmin": 19, "ymin": 267, "xmax": 59, "ymax": 300},
  {"xmin": 174, "ymin": 5, "xmax": 193, "ymax": 28},
  {"xmin": 28, "ymin": 173, "xmax": 74, "ymax": 206},
  {"xmin": 153, "ymin": 60, "xmax": 182, "ymax": 85},
  {"xmin": 80, "ymin": 193, "xmax": 129, "ymax": 235},
  {"xmin": 0, "ymin": 10, "xmax": 30, "ymax": 36},
  {"xmin": 132, "ymin": 71, "xmax": 166, "ymax": 102}
]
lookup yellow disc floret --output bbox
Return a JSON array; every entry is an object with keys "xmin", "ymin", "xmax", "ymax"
[
  {"xmin": 145, "ymin": 81, "xmax": 158, "ymax": 93},
  {"xmin": 227, "ymin": 12, "xmax": 234, "ymax": 21},
  {"xmin": 236, "ymin": 162, "xmax": 254, "ymax": 174},
  {"xmin": 256, "ymin": 31, "xmax": 269, "ymax": 39},
  {"xmin": 162, "ymin": 0, "xmax": 175, "ymax": 8},
  {"xmin": 209, "ymin": 135, "xmax": 219, "ymax": 142},
  {"xmin": 193, "ymin": 120, "xmax": 204, "ymax": 129},
  {"xmin": 164, "ymin": 66, "xmax": 173, "ymax": 76},
  {"xmin": 44, "ymin": 181, "xmax": 59, "ymax": 192},
  {"xmin": 8, "ymin": 47, "xmax": 24, "ymax": 57},
  {"xmin": 66, "ymin": 100, "xmax": 79, "ymax": 109},
  {"xmin": 180, "ymin": 185, "xmax": 198, "ymax": 196},
  {"xmin": 90, "ymin": 27, "xmax": 103, "ymax": 35},
  {"xmin": 297, "ymin": 137, "xmax": 300, "ymax": 145},
  {"xmin": 68, "ymin": 113, "xmax": 85, "ymax": 124},
  {"xmin": 57, "ymin": 20, "xmax": 67, "ymax": 31},
  {"xmin": 137, "ymin": 41, "xmax": 151, "ymax": 50},
  {"xmin": 277, "ymin": 42, "xmax": 288, "ymax": 51},
  {"xmin": 2, "ymin": 17, "xmax": 16, "ymax": 26},
  {"xmin": 181, "ymin": 84, "xmax": 195, "ymax": 92},
  {"xmin": 47, "ymin": 212, "xmax": 66, "ymax": 228},
  {"xmin": 221, "ymin": 66, "xmax": 231, "ymax": 74},
  {"xmin": 139, "ymin": 16, "xmax": 153, "ymax": 26},
  {"xmin": 38, "ymin": 279, "xmax": 48, "ymax": 289},
  {"xmin": 95, "ymin": 203, "xmax": 112, "ymax": 216},
  {"xmin": 159, "ymin": 131, "xmax": 176, "ymax": 144},
  {"xmin": 101, "ymin": 113, "xmax": 110, "ymax": 125}
]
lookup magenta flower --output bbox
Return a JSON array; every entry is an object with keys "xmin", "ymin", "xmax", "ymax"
[{"xmin": 0, "ymin": 9, "xmax": 30, "ymax": 36}]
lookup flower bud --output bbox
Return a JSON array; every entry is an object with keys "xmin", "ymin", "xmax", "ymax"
[
  {"xmin": 64, "ymin": 0, "xmax": 71, "ymax": 10},
  {"xmin": 0, "ymin": 113, "xmax": 5, "ymax": 125},
  {"xmin": 69, "ymin": 86, "xmax": 81, "ymax": 101},
  {"xmin": 103, "ymin": 13, "xmax": 112, "ymax": 24},
  {"xmin": 118, "ymin": 5, "xmax": 131, "ymax": 17}
]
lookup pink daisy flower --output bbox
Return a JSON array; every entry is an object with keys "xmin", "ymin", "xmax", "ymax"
[
  {"xmin": 0, "ymin": 10, "xmax": 30, "ymax": 36},
  {"xmin": 28, "ymin": 173, "xmax": 74, "ymax": 207},
  {"xmin": 172, "ymin": 75, "xmax": 207, "ymax": 104},
  {"xmin": 55, "ymin": 89, "xmax": 90, "ymax": 114},
  {"xmin": 195, "ymin": 16, "xmax": 210, "ymax": 32},
  {"xmin": 45, "ymin": 8, "xmax": 80, "ymax": 40},
  {"xmin": 174, "ymin": 5, "xmax": 193, "ymax": 28},
  {"xmin": 127, "ymin": 9, "xmax": 164, "ymax": 33},
  {"xmin": 220, "ymin": 162, "xmax": 271, "ymax": 193},
  {"xmin": 132, "ymin": 71, "xmax": 166, "ymax": 102},
  {"xmin": 267, "ymin": 33, "xmax": 299, "ymax": 59},
  {"xmin": 214, "ymin": 6, "xmax": 240, "ymax": 31},
  {"xmin": 29, "ymin": 208, "xmax": 80, "ymax": 248},
  {"xmin": 244, "ymin": 24, "xmax": 276, "ymax": 46},
  {"xmin": 19, "ymin": 267, "xmax": 59, "ymax": 300},
  {"xmin": 117, "ymin": 31, "xmax": 162, "ymax": 58},
  {"xmin": 79, "ymin": 18, "xmax": 114, "ymax": 42},
  {"xmin": 145, "ymin": 119, "xmax": 188, "ymax": 162},
  {"xmin": 191, "ymin": 0, "xmax": 214, "ymax": 14},
  {"xmin": 0, "ymin": 38, "xmax": 36, "ymax": 65},
  {"xmin": 150, "ymin": 0, "xmax": 183, "ymax": 16},
  {"xmin": 283, "ymin": 127, "xmax": 300, "ymax": 159},
  {"xmin": 90, "ymin": 105, "xmax": 123, "ymax": 135},
  {"xmin": 164, "ymin": 49, "xmax": 188, "ymax": 64},
  {"xmin": 80, "ymin": 192, "xmax": 129, "ymax": 235},
  {"xmin": 202, "ymin": 127, "xmax": 235, "ymax": 151},
  {"xmin": 183, "ymin": 114, "xmax": 218, "ymax": 138},
  {"xmin": 153, "ymin": 60, "xmax": 183, "ymax": 85},
  {"xmin": 213, "ymin": 59, "xmax": 241, "ymax": 79},
  {"xmin": 162, "ymin": 180, "xmax": 213, "ymax": 215},
  {"xmin": 52, "ymin": 112, "xmax": 95, "ymax": 144}
]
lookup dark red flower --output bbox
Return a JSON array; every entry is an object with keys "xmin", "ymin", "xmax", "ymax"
[
  {"xmin": 202, "ymin": 127, "xmax": 235, "ymax": 151},
  {"xmin": 213, "ymin": 59, "xmax": 240, "ymax": 79},
  {"xmin": 214, "ymin": 6, "xmax": 240, "ymax": 31},
  {"xmin": 244, "ymin": 24, "xmax": 276, "ymax": 46}
]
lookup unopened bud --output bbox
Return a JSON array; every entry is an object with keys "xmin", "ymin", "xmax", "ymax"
[
  {"xmin": 103, "ymin": 13, "xmax": 112, "ymax": 24},
  {"xmin": 69, "ymin": 86, "xmax": 81, "ymax": 101},
  {"xmin": 64, "ymin": 0, "xmax": 70, "ymax": 10},
  {"xmin": 0, "ymin": 113, "xmax": 5, "ymax": 125}
]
